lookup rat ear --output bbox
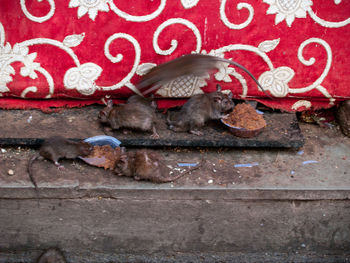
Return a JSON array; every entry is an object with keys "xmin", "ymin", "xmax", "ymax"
[
  {"xmin": 216, "ymin": 84, "xmax": 222, "ymax": 92},
  {"xmin": 107, "ymin": 99, "xmax": 114, "ymax": 107},
  {"xmin": 214, "ymin": 96, "xmax": 222, "ymax": 103},
  {"xmin": 228, "ymin": 91, "xmax": 233, "ymax": 99},
  {"xmin": 99, "ymin": 110, "xmax": 107, "ymax": 117}
]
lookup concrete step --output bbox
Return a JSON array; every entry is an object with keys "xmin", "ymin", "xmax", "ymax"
[{"xmin": 0, "ymin": 121, "xmax": 349, "ymax": 262}]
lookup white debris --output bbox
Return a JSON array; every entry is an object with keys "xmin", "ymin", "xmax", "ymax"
[
  {"xmin": 302, "ymin": 160, "xmax": 318, "ymax": 165},
  {"xmin": 8, "ymin": 169, "xmax": 14, "ymax": 175},
  {"xmin": 27, "ymin": 115, "xmax": 32, "ymax": 123},
  {"xmin": 1, "ymin": 148, "xmax": 6, "ymax": 153},
  {"xmin": 297, "ymin": 150, "xmax": 304, "ymax": 155},
  {"xmin": 208, "ymin": 179, "xmax": 213, "ymax": 184}
]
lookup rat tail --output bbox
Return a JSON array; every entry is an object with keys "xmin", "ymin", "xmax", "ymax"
[
  {"xmin": 136, "ymin": 54, "xmax": 272, "ymax": 99},
  {"xmin": 27, "ymin": 153, "xmax": 39, "ymax": 188},
  {"xmin": 215, "ymin": 57, "xmax": 272, "ymax": 99}
]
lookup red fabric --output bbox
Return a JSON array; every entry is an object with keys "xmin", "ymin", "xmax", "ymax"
[{"xmin": 1, "ymin": 0, "xmax": 350, "ymax": 111}]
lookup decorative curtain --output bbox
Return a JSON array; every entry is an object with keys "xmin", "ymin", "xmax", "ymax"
[{"xmin": 0, "ymin": 0, "xmax": 349, "ymax": 111}]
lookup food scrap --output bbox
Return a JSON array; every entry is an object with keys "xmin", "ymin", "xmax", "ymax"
[
  {"xmin": 82, "ymin": 145, "xmax": 121, "ymax": 169},
  {"xmin": 223, "ymin": 103, "xmax": 266, "ymax": 130}
]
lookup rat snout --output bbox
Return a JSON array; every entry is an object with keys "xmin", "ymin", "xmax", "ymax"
[
  {"xmin": 98, "ymin": 110, "xmax": 108, "ymax": 123},
  {"xmin": 222, "ymin": 99, "xmax": 234, "ymax": 114}
]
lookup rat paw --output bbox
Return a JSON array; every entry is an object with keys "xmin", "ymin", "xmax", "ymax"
[
  {"xmin": 122, "ymin": 129, "xmax": 132, "ymax": 135},
  {"xmin": 190, "ymin": 130, "xmax": 203, "ymax": 136},
  {"xmin": 57, "ymin": 165, "xmax": 65, "ymax": 170},
  {"xmin": 114, "ymin": 171, "xmax": 123, "ymax": 176},
  {"xmin": 150, "ymin": 133, "xmax": 160, "ymax": 139},
  {"xmin": 104, "ymin": 126, "xmax": 112, "ymax": 132},
  {"xmin": 103, "ymin": 127, "xmax": 114, "ymax": 136}
]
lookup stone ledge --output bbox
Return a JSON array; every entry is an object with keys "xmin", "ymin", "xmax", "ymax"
[{"xmin": 0, "ymin": 187, "xmax": 350, "ymax": 200}]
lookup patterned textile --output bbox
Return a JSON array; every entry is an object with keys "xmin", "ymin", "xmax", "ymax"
[{"xmin": 0, "ymin": 0, "xmax": 349, "ymax": 110}]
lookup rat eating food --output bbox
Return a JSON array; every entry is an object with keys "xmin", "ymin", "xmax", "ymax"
[{"xmin": 166, "ymin": 84, "xmax": 234, "ymax": 135}]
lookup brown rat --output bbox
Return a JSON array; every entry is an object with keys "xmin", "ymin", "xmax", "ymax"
[
  {"xmin": 137, "ymin": 53, "xmax": 272, "ymax": 98},
  {"xmin": 166, "ymin": 84, "xmax": 234, "ymax": 135},
  {"xmin": 127, "ymin": 94, "xmax": 157, "ymax": 110},
  {"xmin": 27, "ymin": 136, "xmax": 92, "ymax": 188},
  {"xmin": 36, "ymin": 248, "xmax": 67, "ymax": 263},
  {"xmin": 98, "ymin": 98, "xmax": 159, "ymax": 139},
  {"xmin": 114, "ymin": 149, "xmax": 202, "ymax": 183},
  {"xmin": 336, "ymin": 100, "xmax": 350, "ymax": 137}
]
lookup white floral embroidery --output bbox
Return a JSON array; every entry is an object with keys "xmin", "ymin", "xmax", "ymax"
[
  {"xmin": 0, "ymin": 43, "xmax": 41, "ymax": 94},
  {"xmin": 0, "ymin": 44, "xmax": 14, "ymax": 93},
  {"xmin": 69, "ymin": 0, "xmax": 166, "ymax": 22},
  {"xmin": 307, "ymin": 8, "xmax": 350, "ymax": 28},
  {"xmin": 291, "ymin": 100, "xmax": 312, "ymax": 111},
  {"xmin": 258, "ymin": 39, "xmax": 280, "ymax": 53},
  {"xmin": 0, "ymin": 22, "xmax": 104, "ymax": 98},
  {"xmin": 264, "ymin": 0, "xmax": 350, "ymax": 28},
  {"xmin": 108, "ymin": 0, "xmax": 166, "ymax": 22},
  {"xmin": 294, "ymin": 38, "xmax": 332, "ymax": 96},
  {"xmin": 180, "ymin": 0, "xmax": 200, "ymax": 9},
  {"xmin": 20, "ymin": 0, "xmax": 55, "ymax": 23},
  {"xmin": 153, "ymin": 18, "xmax": 202, "ymax": 55},
  {"xmin": 69, "ymin": 0, "xmax": 109, "ymax": 21},
  {"xmin": 264, "ymin": 0, "xmax": 312, "ymax": 27},
  {"xmin": 259, "ymin": 67, "xmax": 295, "ymax": 97},
  {"xmin": 64, "ymin": 63, "xmax": 102, "ymax": 95},
  {"xmin": 202, "ymin": 50, "xmax": 236, "ymax": 83},
  {"xmin": 21, "ymin": 86, "xmax": 37, "ymax": 98},
  {"xmin": 63, "ymin": 33, "xmax": 85, "ymax": 47},
  {"xmin": 156, "ymin": 74, "xmax": 206, "ymax": 97},
  {"xmin": 20, "ymin": 53, "xmax": 41, "ymax": 79},
  {"xmin": 101, "ymin": 33, "xmax": 142, "ymax": 96},
  {"xmin": 220, "ymin": 1, "xmax": 254, "ymax": 30}
]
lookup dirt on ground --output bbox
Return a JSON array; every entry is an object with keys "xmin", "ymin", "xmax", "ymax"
[{"xmin": 0, "ymin": 116, "xmax": 349, "ymax": 190}]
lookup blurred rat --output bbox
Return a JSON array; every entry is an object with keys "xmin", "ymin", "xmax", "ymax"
[
  {"xmin": 127, "ymin": 94, "xmax": 157, "ymax": 110},
  {"xmin": 36, "ymin": 248, "xmax": 67, "ymax": 263},
  {"xmin": 114, "ymin": 149, "xmax": 202, "ymax": 183},
  {"xmin": 166, "ymin": 84, "xmax": 234, "ymax": 135},
  {"xmin": 136, "ymin": 53, "xmax": 272, "ymax": 98},
  {"xmin": 27, "ymin": 136, "xmax": 92, "ymax": 188},
  {"xmin": 98, "ymin": 98, "xmax": 159, "ymax": 139}
]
